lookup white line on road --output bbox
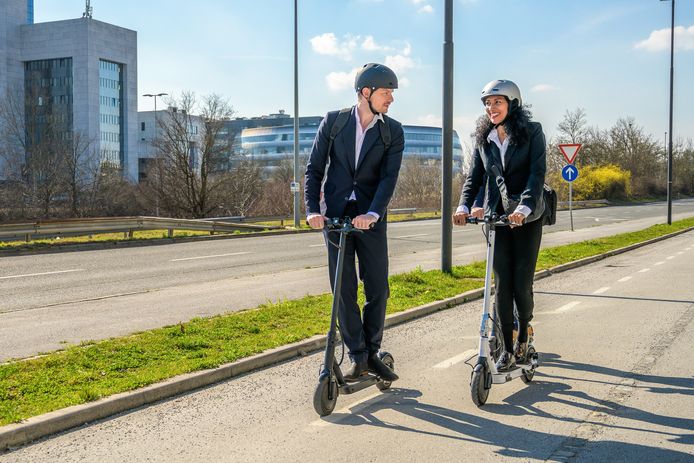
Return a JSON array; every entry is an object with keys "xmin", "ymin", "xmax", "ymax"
[
  {"xmin": 0, "ymin": 269, "xmax": 85, "ymax": 280},
  {"xmin": 170, "ymin": 252, "xmax": 251, "ymax": 262},
  {"xmin": 666, "ymin": 256, "xmax": 675, "ymax": 260},
  {"xmin": 654, "ymin": 262, "xmax": 665, "ymax": 266},
  {"xmin": 677, "ymin": 251, "xmax": 684, "ymax": 255},
  {"xmin": 310, "ymin": 391, "xmax": 384, "ymax": 427},
  {"xmin": 394, "ymin": 233, "xmax": 429, "ymax": 239},
  {"xmin": 618, "ymin": 276, "xmax": 632, "ymax": 282},
  {"xmin": 555, "ymin": 301, "xmax": 582, "ymax": 313},
  {"xmin": 593, "ymin": 287, "xmax": 610, "ymax": 295},
  {"xmin": 432, "ymin": 349, "xmax": 478, "ymax": 369},
  {"xmin": 638, "ymin": 268, "xmax": 651, "ymax": 273},
  {"xmin": 309, "ymin": 244, "xmax": 325, "ymax": 248}
]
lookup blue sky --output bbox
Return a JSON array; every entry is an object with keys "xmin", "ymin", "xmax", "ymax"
[{"xmin": 36, "ymin": 0, "xmax": 694, "ymax": 146}]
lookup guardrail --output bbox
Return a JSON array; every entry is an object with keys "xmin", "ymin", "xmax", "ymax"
[
  {"xmin": 0, "ymin": 216, "xmax": 281, "ymax": 242},
  {"xmin": 558, "ymin": 199, "xmax": 609, "ymax": 207}
]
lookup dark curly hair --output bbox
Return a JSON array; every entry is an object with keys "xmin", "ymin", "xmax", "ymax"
[{"xmin": 474, "ymin": 104, "xmax": 533, "ymax": 147}]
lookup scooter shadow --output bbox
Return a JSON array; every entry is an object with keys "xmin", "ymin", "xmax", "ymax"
[{"xmin": 319, "ymin": 387, "xmax": 693, "ymax": 461}]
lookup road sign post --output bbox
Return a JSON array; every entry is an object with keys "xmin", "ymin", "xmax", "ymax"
[{"xmin": 559, "ymin": 144, "xmax": 582, "ymax": 232}]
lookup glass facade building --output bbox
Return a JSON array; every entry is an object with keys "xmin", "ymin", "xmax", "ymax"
[
  {"xmin": 99, "ymin": 59, "xmax": 124, "ymax": 166},
  {"xmin": 27, "ymin": 0, "xmax": 34, "ymax": 24},
  {"xmin": 23, "ymin": 57, "xmax": 73, "ymax": 145}
]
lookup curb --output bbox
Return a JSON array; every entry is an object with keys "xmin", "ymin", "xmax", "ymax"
[{"xmin": 2, "ymin": 225, "xmax": 693, "ymax": 450}]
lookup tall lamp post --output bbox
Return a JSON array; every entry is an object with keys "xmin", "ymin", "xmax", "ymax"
[
  {"xmin": 143, "ymin": 92, "xmax": 168, "ymax": 216},
  {"xmin": 292, "ymin": 0, "xmax": 301, "ymax": 228},
  {"xmin": 441, "ymin": 0, "xmax": 453, "ymax": 273},
  {"xmin": 661, "ymin": 0, "xmax": 675, "ymax": 225}
]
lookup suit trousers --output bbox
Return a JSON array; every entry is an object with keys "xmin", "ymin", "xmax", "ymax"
[
  {"xmin": 325, "ymin": 202, "xmax": 389, "ymax": 363},
  {"xmin": 492, "ymin": 218, "xmax": 543, "ymax": 342}
]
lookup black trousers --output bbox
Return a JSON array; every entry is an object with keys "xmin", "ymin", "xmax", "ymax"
[
  {"xmin": 493, "ymin": 218, "xmax": 543, "ymax": 349},
  {"xmin": 325, "ymin": 202, "xmax": 389, "ymax": 363}
]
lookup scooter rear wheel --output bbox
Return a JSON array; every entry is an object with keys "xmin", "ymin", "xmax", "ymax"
[
  {"xmin": 520, "ymin": 346, "xmax": 537, "ymax": 384},
  {"xmin": 471, "ymin": 364, "xmax": 490, "ymax": 406},
  {"xmin": 313, "ymin": 376, "xmax": 339, "ymax": 416},
  {"xmin": 376, "ymin": 352, "xmax": 395, "ymax": 391}
]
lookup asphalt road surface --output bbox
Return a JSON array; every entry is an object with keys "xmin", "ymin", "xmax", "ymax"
[
  {"xmin": 2, "ymin": 221, "xmax": 692, "ymax": 462},
  {"xmin": 1, "ymin": 199, "xmax": 693, "ymax": 360}
]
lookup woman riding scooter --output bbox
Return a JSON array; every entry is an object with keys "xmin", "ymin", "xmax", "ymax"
[{"xmin": 453, "ymin": 79, "xmax": 547, "ymax": 371}]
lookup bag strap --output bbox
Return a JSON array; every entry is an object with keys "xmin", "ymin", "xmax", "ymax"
[
  {"xmin": 489, "ymin": 162, "xmax": 513, "ymax": 214},
  {"xmin": 327, "ymin": 107, "xmax": 352, "ymax": 158},
  {"xmin": 378, "ymin": 114, "xmax": 391, "ymax": 152}
]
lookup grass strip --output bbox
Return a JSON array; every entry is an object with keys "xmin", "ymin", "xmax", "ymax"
[{"xmin": 1, "ymin": 217, "xmax": 693, "ymax": 425}]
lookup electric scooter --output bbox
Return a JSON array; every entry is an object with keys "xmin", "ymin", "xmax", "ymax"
[
  {"xmin": 313, "ymin": 217, "xmax": 396, "ymax": 417},
  {"xmin": 466, "ymin": 214, "xmax": 539, "ymax": 406}
]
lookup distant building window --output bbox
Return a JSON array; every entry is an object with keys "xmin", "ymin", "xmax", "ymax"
[{"xmin": 141, "ymin": 122, "xmax": 146, "ymax": 131}]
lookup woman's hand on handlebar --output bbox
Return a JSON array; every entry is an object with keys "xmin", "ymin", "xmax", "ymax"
[
  {"xmin": 470, "ymin": 207, "xmax": 484, "ymax": 219},
  {"xmin": 453, "ymin": 211, "xmax": 469, "ymax": 226},
  {"xmin": 508, "ymin": 211, "xmax": 526, "ymax": 228}
]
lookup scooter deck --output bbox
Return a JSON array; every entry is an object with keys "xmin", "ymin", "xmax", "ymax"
[{"xmin": 339, "ymin": 374, "xmax": 379, "ymax": 394}]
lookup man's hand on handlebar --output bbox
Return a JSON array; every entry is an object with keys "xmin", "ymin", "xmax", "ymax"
[
  {"xmin": 470, "ymin": 207, "xmax": 484, "ymax": 219},
  {"xmin": 307, "ymin": 214, "xmax": 326, "ymax": 229},
  {"xmin": 353, "ymin": 214, "xmax": 376, "ymax": 230}
]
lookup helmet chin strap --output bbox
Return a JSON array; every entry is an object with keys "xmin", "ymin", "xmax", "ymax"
[{"xmin": 365, "ymin": 88, "xmax": 380, "ymax": 115}]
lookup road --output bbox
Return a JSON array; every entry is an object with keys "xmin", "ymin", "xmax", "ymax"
[
  {"xmin": 2, "ymin": 223, "xmax": 692, "ymax": 462},
  {"xmin": 1, "ymin": 199, "xmax": 693, "ymax": 361}
]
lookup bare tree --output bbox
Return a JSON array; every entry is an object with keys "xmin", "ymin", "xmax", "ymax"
[
  {"xmin": 151, "ymin": 92, "xmax": 236, "ymax": 218},
  {"xmin": 557, "ymin": 108, "xmax": 589, "ymax": 144}
]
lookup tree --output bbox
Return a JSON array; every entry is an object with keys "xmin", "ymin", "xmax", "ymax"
[
  {"xmin": 151, "ymin": 92, "xmax": 236, "ymax": 218},
  {"xmin": 556, "ymin": 108, "xmax": 588, "ymax": 144}
]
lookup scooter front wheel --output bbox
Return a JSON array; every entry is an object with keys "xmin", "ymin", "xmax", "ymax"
[
  {"xmin": 470, "ymin": 364, "xmax": 490, "ymax": 406},
  {"xmin": 313, "ymin": 375, "xmax": 339, "ymax": 416}
]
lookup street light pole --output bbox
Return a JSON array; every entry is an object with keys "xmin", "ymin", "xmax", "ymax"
[
  {"xmin": 661, "ymin": 0, "xmax": 675, "ymax": 224},
  {"xmin": 143, "ymin": 92, "xmax": 168, "ymax": 217},
  {"xmin": 292, "ymin": 0, "xmax": 301, "ymax": 228},
  {"xmin": 441, "ymin": 0, "xmax": 453, "ymax": 273}
]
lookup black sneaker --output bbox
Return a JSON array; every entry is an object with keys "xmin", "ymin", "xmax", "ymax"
[
  {"xmin": 343, "ymin": 359, "xmax": 368, "ymax": 381},
  {"xmin": 514, "ymin": 341, "xmax": 529, "ymax": 364},
  {"xmin": 495, "ymin": 351, "xmax": 516, "ymax": 371},
  {"xmin": 368, "ymin": 354, "xmax": 399, "ymax": 382}
]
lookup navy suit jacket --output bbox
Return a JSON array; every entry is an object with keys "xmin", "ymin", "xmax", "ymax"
[
  {"xmin": 460, "ymin": 121, "xmax": 546, "ymax": 216},
  {"xmin": 304, "ymin": 107, "xmax": 405, "ymax": 220}
]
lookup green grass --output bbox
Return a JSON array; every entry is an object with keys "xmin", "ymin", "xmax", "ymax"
[{"xmin": 1, "ymin": 216, "xmax": 693, "ymax": 426}]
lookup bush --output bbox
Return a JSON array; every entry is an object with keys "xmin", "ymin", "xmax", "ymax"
[{"xmin": 549, "ymin": 164, "xmax": 631, "ymax": 201}]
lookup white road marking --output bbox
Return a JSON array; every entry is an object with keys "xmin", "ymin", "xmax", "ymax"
[
  {"xmin": 638, "ymin": 268, "xmax": 650, "ymax": 273},
  {"xmin": 555, "ymin": 301, "xmax": 582, "ymax": 313},
  {"xmin": 394, "ymin": 233, "xmax": 429, "ymax": 239},
  {"xmin": 0, "ymin": 269, "xmax": 85, "ymax": 280},
  {"xmin": 654, "ymin": 261, "xmax": 665, "ymax": 266},
  {"xmin": 170, "ymin": 252, "xmax": 251, "ymax": 262},
  {"xmin": 432, "ymin": 349, "xmax": 478, "ymax": 369},
  {"xmin": 593, "ymin": 287, "xmax": 610, "ymax": 295},
  {"xmin": 677, "ymin": 251, "xmax": 684, "ymax": 255},
  {"xmin": 618, "ymin": 276, "xmax": 632, "ymax": 282},
  {"xmin": 309, "ymin": 244, "xmax": 325, "ymax": 248},
  {"xmin": 666, "ymin": 256, "xmax": 675, "ymax": 260},
  {"xmin": 310, "ymin": 391, "xmax": 384, "ymax": 427}
]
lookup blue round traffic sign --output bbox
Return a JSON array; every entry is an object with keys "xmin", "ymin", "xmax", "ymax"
[{"xmin": 562, "ymin": 165, "xmax": 579, "ymax": 182}]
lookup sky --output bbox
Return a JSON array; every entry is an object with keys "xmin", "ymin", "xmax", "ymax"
[{"xmin": 35, "ymin": 0, "xmax": 694, "ymax": 148}]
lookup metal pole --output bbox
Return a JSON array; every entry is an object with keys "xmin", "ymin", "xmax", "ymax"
[
  {"xmin": 666, "ymin": 0, "xmax": 675, "ymax": 225},
  {"xmin": 569, "ymin": 182, "xmax": 574, "ymax": 232},
  {"xmin": 292, "ymin": 0, "xmax": 301, "ymax": 228},
  {"xmin": 441, "ymin": 0, "xmax": 453, "ymax": 273}
]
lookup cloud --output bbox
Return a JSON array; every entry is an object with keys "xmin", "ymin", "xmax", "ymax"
[
  {"xmin": 385, "ymin": 54, "xmax": 415, "ymax": 73},
  {"xmin": 634, "ymin": 25, "xmax": 694, "ymax": 52},
  {"xmin": 325, "ymin": 68, "xmax": 360, "ymax": 92},
  {"xmin": 418, "ymin": 5, "xmax": 434, "ymax": 14},
  {"xmin": 309, "ymin": 33, "xmax": 357, "ymax": 60},
  {"xmin": 531, "ymin": 84, "xmax": 556, "ymax": 93},
  {"xmin": 361, "ymin": 35, "xmax": 392, "ymax": 52}
]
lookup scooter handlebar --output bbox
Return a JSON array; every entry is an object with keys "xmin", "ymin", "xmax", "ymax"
[
  {"xmin": 465, "ymin": 215, "xmax": 510, "ymax": 226},
  {"xmin": 324, "ymin": 217, "xmax": 375, "ymax": 232}
]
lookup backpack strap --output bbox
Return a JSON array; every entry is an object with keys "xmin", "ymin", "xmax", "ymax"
[
  {"xmin": 378, "ymin": 114, "xmax": 391, "ymax": 152},
  {"xmin": 327, "ymin": 107, "xmax": 352, "ymax": 155}
]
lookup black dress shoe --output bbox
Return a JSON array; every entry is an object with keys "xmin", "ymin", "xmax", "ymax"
[
  {"xmin": 368, "ymin": 354, "xmax": 399, "ymax": 382},
  {"xmin": 343, "ymin": 359, "xmax": 368, "ymax": 381},
  {"xmin": 495, "ymin": 351, "xmax": 516, "ymax": 371}
]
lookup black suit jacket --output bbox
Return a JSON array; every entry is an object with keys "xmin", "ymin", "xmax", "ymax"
[
  {"xmin": 304, "ymin": 107, "xmax": 405, "ymax": 220},
  {"xmin": 460, "ymin": 121, "xmax": 546, "ymax": 216}
]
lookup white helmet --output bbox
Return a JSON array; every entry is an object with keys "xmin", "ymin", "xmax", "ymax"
[{"xmin": 480, "ymin": 79, "xmax": 522, "ymax": 110}]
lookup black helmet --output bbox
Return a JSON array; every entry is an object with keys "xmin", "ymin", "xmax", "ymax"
[
  {"xmin": 354, "ymin": 63, "xmax": 398, "ymax": 94},
  {"xmin": 480, "ymin": 79, "xmax": 522, "ymax": 111}
]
